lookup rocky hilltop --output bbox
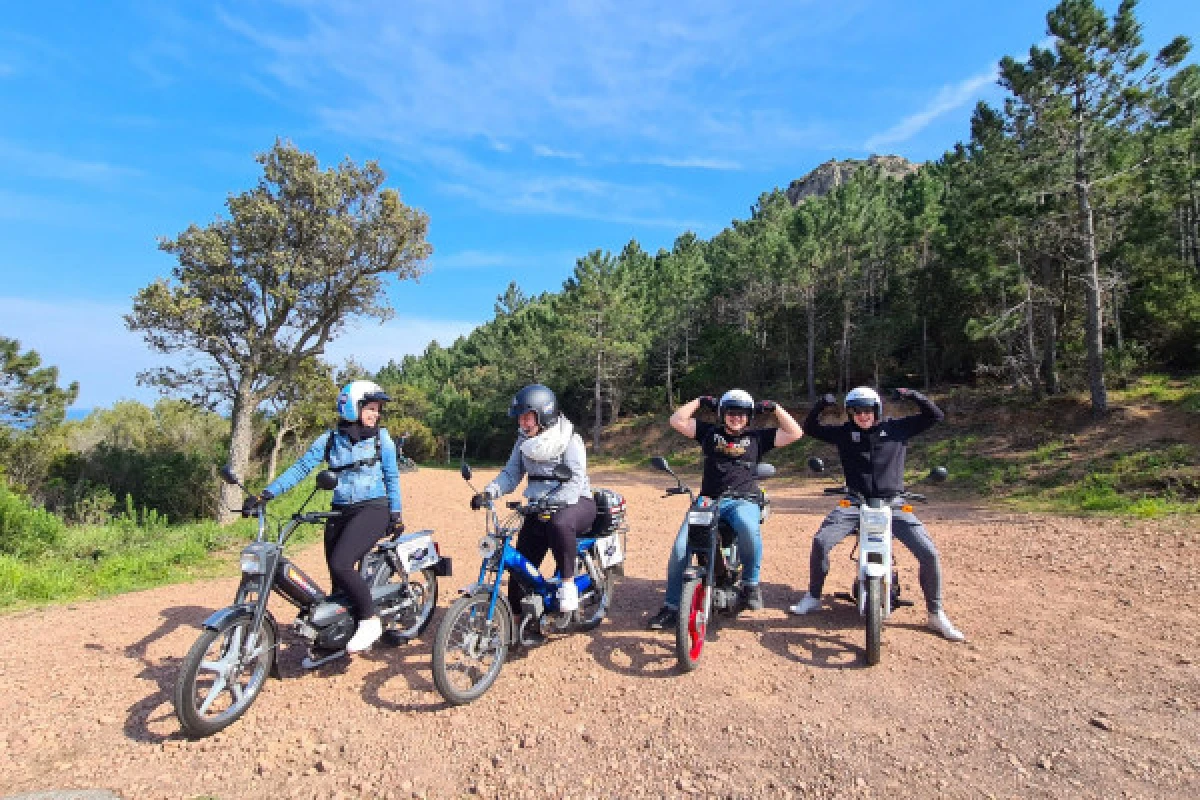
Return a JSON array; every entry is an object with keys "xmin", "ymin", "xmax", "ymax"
[{"xmin": 786, "ymin": 154, "xmax": 920, "ymax": 205}]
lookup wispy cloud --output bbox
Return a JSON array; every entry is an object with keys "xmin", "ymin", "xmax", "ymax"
[
  {"xmin": 864, "ymin": 64, "xmax": 1000, "ymax": 151},
  {"xmin": 0, "ymin": 139, "xmax": 142, "ymax": 184},
  {"xmin": 630, "ymin": 155, "xmax": 742, "ymax": 171},
  {"xmin": 0, "ymin": 295, "xmax": 479, "ymax": 410},
  {"xmin": 533, "ymin": 145, "xmax": 583, "ymax": 161}
]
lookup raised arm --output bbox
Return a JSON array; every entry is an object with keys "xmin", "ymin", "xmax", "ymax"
[
  {"xmin": 670, "ymin": 396, "xmax": 715, "ymax": 439},
  {"xmin": 758, "ymin": 400, "xmax": 803, "ymax": 447}
]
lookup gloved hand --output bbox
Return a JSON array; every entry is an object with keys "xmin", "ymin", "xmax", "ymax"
[
  {"xmin": 470, "ymin": 492, "xmax": 491, "ymax": 511},
  {"xmin": 388, "ymin": 512, "xmax": 405, "ymax": 535},
  {"xmin": 892, "ymin": 387, "xmax": 914, "ymax": 400},
  {"xmin": 241, "ymin": 489, "xmax": 272, "ymax": 517},
  {"xmin": 755, "ymin": 400, "xmax": 777, "ymax": 414},
  {"xmin": 818, "ymin": 393, "xmax": 837, "ymax": 409},
  {"xmin": 698, "ymin": 396, "xmax": 718, "ymax": 411}
]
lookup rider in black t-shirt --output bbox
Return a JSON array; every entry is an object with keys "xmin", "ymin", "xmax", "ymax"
[{"xmin": 646, "ymin": 390, "xmax": 803, "ymax": 630}]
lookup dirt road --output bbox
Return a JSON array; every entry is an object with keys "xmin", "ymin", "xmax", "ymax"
[{"xmin": 1, "ymin": 467, "xmax": 1196, "ymax": 799}]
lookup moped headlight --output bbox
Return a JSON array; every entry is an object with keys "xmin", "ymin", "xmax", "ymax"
[
  {"xmin": 687, "ymin": 510, "xmax": 714, "ymax": 526},
  {"xmin": 239, "ymin": 547, "xmax": 266, "ymax": 575},
  {"xmin": 478, "ymin": 536, "xmax": 499, "ymax": 559}
]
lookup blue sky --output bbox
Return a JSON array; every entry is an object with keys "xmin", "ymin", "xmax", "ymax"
[{"xmin": 3, "ymin": 0, "xmax": 1196, "ymax": 410}]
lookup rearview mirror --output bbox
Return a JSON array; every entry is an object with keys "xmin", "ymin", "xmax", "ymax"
[
  {"xmin": 220, "ymin": 465, "xmax": 240, "ymax": 485},
  {"xmin": 755, "ymin": 462, "xmax": 776, "ymax": 479},
  {"xmin": 315, "ymin": 470, "xmax": 339, "ymax": 491},
  {"xmin": 649, "ymin": 456, "xmax": 670, "ymax": 472},
  {"xmin": 460, "ymin": 462, "xmax": 473, "ymax": 481},
  {"xmin": 807, "ymin": 456, "xmax": 825, "ymax": 473},
  {"xmin": 929, "ymin": 466, "xmax": 948, "ymax": 483}
]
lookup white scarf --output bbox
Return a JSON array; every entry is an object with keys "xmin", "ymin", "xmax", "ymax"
[{"xmin": 520, "ymin": 416, "xmax": 574, "ymax": 462}]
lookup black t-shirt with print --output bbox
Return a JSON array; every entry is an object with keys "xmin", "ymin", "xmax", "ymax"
[{"xmin": 694, "ymin": 420, "xmax": 777, "ymax": 498}]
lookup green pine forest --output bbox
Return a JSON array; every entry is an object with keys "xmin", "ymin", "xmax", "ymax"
[{"xmin": 2, "ymin": 0, "xmax": 1198, "ymax": 605}]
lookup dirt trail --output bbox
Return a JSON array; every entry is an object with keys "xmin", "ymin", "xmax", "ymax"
[{"xmin": 1, "ymin": 467, "xmax": 1196, "ymax": 799}]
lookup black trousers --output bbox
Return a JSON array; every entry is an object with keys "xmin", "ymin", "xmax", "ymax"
[
  {"xmin": 508, "ymin": 496, "xmax": 597, "ymax": 612},
  {"xmin": 324, "ymin": 503, "xmax": 390, "ymax": 621}
]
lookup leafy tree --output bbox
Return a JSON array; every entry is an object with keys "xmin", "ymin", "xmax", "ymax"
[
  {"xmin": 0, "ymin": 336, "xmax": 78, "ymax": 429},
  {"xmin": 127, "ymin": 141, "xmax": 430, "ymax": 522}
]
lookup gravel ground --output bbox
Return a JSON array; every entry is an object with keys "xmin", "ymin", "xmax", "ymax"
[{"xmin": 1, "ymin": 466, "xmax": 1196, "ymax": 799}]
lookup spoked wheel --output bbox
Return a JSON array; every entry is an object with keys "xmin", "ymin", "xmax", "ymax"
[
  {"xmin": 174, "ymin": 613, "xmax": 275, "ymax": 738},
  {"xmin": 575, "ymin": 567, "xmax": 618, "ymax": 633},
  {"xmin": 432, "ymin": 592, "xmax": 511, "ymax": 705},
  {"xmin": 676, "ymin": 577, "xmax": 708, "ymax": 672},
  {"xmin": 375, "ymin": 565, "xmax": 439, "ymax": 645},
  {"xmin": 864, "ymin": 576, "xmax": 883, "ymax": 666}
]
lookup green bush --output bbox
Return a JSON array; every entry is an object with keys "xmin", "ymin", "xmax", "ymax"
[{"xmin": 0, "ymin": 482, "xmax": 65, "ymax": 558}]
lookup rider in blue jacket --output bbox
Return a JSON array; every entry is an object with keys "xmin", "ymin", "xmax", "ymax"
[{"xmin": 251, "ymin": 380, "xmax": 403, "ymax": 654}]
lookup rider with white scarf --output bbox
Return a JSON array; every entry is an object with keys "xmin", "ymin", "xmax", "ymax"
[{"xmin": 471, "ymin": 384, "xmax": 596, "ymax": 636}]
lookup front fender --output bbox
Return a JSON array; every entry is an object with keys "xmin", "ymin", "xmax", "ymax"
[{"xmin": 202, "ymin": 604, "xmax": 282, "ymax": 680}]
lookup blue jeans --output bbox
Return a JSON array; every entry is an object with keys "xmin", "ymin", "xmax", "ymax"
[{"xmin": 663, "ymin": 498, "xmax": 762, "ymax": 609}]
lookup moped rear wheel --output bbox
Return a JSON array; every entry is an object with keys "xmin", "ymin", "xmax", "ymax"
[
  {"xmin": 174, "ymin": 613, "xmax": 275, "ymax": 738},
  {"xmin": 375, "ymin": 565, "xmax": 439, "ymax": 644},
  {"xmin": 432, "ymin": 591, "xmax": 511, "ymax": 705},
  {"xmin": 575, "ymin": 567, "xmax": 618, "ymax": 633},
  {"xmin": 864, "ymin": 576, "xmax": 883, "ymax": 666},
  {"xmin": 676, "ymin": 577, "xmax": 707, "ymax": 672}
]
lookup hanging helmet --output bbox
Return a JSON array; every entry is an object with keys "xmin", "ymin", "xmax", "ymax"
[
  {"xmin": 509, "ymin": 384, "xmax": 560, "ymax": 429},
  {"xmin": 336, "ymin": 380, "xmax": 390, "ymax": 423},
  {"xmin": 718, "ymin": 389, "xmax": 755, "ymax": 425},
  {"xmin": 844, "ymin": 386, "xmax": 882, "ymax": 423}
]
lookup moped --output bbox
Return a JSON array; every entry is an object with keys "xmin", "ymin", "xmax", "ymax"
[
  {"xmin": 650, "ymin": 455, "xmax": 774, "ymax": 672},
  {"xmin": 430, "ymin": 463, "xmax": 628, "ymax": 705},
  {"xmin": 809, "ymin": 457, "xmax": 946, "ymax": 665},
  {"xmin": 173, "ymin": 466, "xmax": 451, "ymax": 737}
]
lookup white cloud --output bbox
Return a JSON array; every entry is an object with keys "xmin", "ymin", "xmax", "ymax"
[
  {"xmin": 0, "ymin": 296, "xmax": 477, "ymax": 411},
  {"xmin": 630, "ymin": 155, "xmax": 742, "ymax": 171},
  {"xmin": 533, "ymin": 145, "xmax": 584, "ymax": 161},
  {"xmin": 864, "ymin": 65, "xmax": 1000, "ymax": 152},
  {"xmin": 0, "ymin": 139, "xmax": 142, "ymax": 184}
]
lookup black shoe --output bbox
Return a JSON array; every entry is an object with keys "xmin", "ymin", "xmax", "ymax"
[
  {"xmin": 646, "ymin": 606, "xmax": 679, "ymax": 631},
  {"xmin": 739, "ymin": 584, "xmax": 763, "ymax": 611}
]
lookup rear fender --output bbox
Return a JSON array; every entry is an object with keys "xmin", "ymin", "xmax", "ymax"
[{"xmin": 202, "ymin": 604, "xmax": 282, "ymax": 680}]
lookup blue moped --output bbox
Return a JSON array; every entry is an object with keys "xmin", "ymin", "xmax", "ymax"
[{"xmin": 431, "ymin": 463, "xmax": 628, "ymax": 705}]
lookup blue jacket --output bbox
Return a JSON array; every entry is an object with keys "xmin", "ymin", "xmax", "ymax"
[{"xmin": 265, "ymin": 428, "xmax": 402, "ymax": 513}]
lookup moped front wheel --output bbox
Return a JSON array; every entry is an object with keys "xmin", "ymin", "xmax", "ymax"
[
  {"xmin": 375, "ymin": 565, "xmax": 439, "ymax": 644},
  {"xmin": 864, "ymin": 576, "xmax": 883, "ymax": 666},
  {"xmin": 174, "ymin": 612, "xmax": 275, "ymax": 738},
  {"xmin": 676, "ymin": 577, "xmax": 708, "ymax": 672},
  {"xmin": 432, "ymin": 591, "xmax": 511, "ymax": 705}
]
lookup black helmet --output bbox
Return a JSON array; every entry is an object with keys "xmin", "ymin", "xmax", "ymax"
[
  {"xmin": 509, "ymin": 384, "xmax": 560, "ymax": 429},
  {"xmin": 718, "ymin": 388, "xmax": 755, "ymax": 425}
]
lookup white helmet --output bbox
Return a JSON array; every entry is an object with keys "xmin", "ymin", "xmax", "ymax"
[
  {"xmin": 336, "ymin": 380, "xmax": 390, "ymax": 423},
  {"xmin": 844, "ymin": 386, "xmax": 882, "ymax": 422},
  {"xmin": 718, "ymin": 389, "xmax": 755, "ymax": 424}
]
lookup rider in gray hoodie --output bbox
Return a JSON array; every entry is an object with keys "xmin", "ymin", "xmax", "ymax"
[{"xmin": 470, "ymin": 384, "xmax": 596, "ymax": 635}]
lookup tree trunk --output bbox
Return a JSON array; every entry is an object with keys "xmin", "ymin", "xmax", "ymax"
[
  {"xmin": 1039, "ymin": 255, "xmax": 1061, "ymax": 394},
  {"xmin": 1024, "ymin": 280, "xmax": 1041, "ymax": 400},
  {"xmin": 665, "ymin": 340, "xmax": 674, "ymax": 410},
  {"xmin": 921, "ymin": 316, "xmax": 930, "ymax": 392},
  {"xmin": 805, "ymin": 285, "xmax": 816, "ymax": 404},
  {"xmin": 1073, "ymin": 97, "xmax": 1107, "ymax": 415},
  {"xmin": 220, "ymin": 383, "xmax": 259, "ymax": 525},
  {"xmin": 266, "ymin": 419, "xmax": 294, "ymax": 482},
  {"xmin": 592, "ymin": 348, "xmax": 603, "ymax": 454}
]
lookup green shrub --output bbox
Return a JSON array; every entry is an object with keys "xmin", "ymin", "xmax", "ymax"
[{"xmin": 0, "ymin": 482, "xmax": 65, "ymax": 558}]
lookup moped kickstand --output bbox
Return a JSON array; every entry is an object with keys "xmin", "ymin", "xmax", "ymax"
[{"xmin": 301, "ymin": 648, "xmax": 348, "ymax": 669}]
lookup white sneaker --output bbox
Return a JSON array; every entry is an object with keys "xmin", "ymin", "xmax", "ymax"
[
  {"xmin": 558, "ymin": 580, "xmax": 579, "ymax": 612},
  {"xmin": 788, "ymin": 593, "xmax": 822, "ymax": 615},
  {"xmin": 346, "ymin": 617, "xmax": 383, "ymax": 653},
  {"xmin": 927, "ymin": 611, "xmax": 966, "ymax": 642}
]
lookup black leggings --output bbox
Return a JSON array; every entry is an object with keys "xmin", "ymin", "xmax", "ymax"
[
  {"xmin": 324, "ymin": 503, "xmax": 390, "ymax": 621},
  {"xmin": 508, "ymin": 496, "xmax": 597, "ymax": 612}
]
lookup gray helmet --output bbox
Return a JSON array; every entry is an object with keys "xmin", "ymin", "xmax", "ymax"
[
  {"xmin": 509, "ymin": 384, "xmax": 560, "ymax": 429},
  {"xmin": 718, "ymin": 388, "xmax": 755, "ymax": 425}
]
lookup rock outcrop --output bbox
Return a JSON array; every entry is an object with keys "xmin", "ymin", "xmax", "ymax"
[{"xmin": 785, "ymin": 155, "xmax": 920, "ymax": 205}]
